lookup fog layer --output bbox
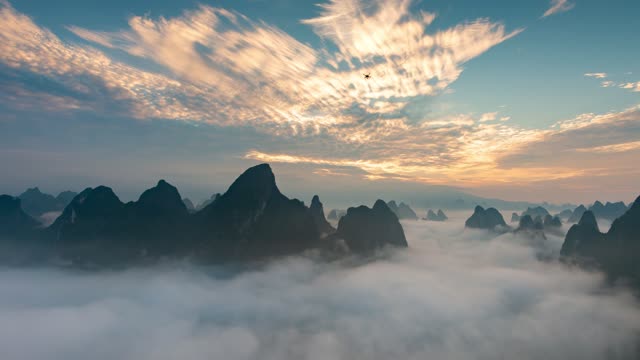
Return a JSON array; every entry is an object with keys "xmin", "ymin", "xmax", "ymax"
[{"xmin": 1, "ymin": 213, "xmax": 639, "ymax": 360}]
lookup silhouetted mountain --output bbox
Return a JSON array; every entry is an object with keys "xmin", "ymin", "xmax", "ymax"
[
  {"xmin": 195, "ymin": 164, "xmax": 319, "ymax": 260},
  {"xmin": 398, "ymin": 202, "xmax": 418, "ymax": 220},
  {"xmin": 328, "ymin": 209, "xmax": 346, "ymax": 221},
  {"xmin": 182, "ymin": 198, "xmax": 195, "ymax": 212},
  {"xmin": 555, "ymin": 209, "xmax": 573, "ymax": 220},
  {"xmin": 568, "ymin": 205, "xmax": 587, "ymax": 223},
  {"xmin": 195, "ymin": 193, "xmax": 220, "ymax": 211},
  {"xmin": 309, "ymin": 195, "xmax": 335, "ymax": 237},
  {"xmin": 515, "ymin": 214, "xmax": 546, "ymax": 240},
  {"xmin": 560, "ymin": 211, "xmax": 604, "ymax": 263},
  {"xmin": 0, "ymin": 195, "xmax": 38, "ymax": 238},
  {"xmin": 465, "ymin": 206, "xmax": 506, "ymax": 230},
  {"xmin": 543, "ymin": 214, "xmax": 562, "ymax": 228},
  {"xmin": 334, "ymin": 200, "xmax": 407, "ymax": 252},
  {"xmin": 1, "ymin": 164, "xmax": 412, "ymax": 266},
  {"xmin": 17, "ymin": 188, "xmax": 77, "ymax": 218},
  {"xmin": 522, "ymin": 206, "xmax": 550, "ymax": 219},
  {"xmin": 55, "ymin": 191, "xmax": 78, "ymax": 206},
  {"xmin": 589, "ymin": 201, "xmax": 628, "ymax": 220},
  {"xmin": 511, "ymin": 212, "xmax": 520, "ymax": 222},
  {"xmin": 561, "ymin": 197, "xmax": 640, "ymax": 282},
  {"xmin": 19, "ymin": 188, "xmax": 59, "ymax": 217},
  {"xmin": 424, "ymin": 209, "xmax": 447, "ymax": 221}
]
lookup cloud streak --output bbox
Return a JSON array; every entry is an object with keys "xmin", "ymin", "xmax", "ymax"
[{"xmin": 542, "ymin": 0, "xmax": 575, "ymax": 18}]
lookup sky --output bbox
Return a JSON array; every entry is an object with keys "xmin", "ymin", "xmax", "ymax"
[{"xmin": 0, "ymin": 0, "xmax": 639, "ymax": 205}]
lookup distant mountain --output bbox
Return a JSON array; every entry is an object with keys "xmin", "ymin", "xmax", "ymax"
[
  {"xmin": 561, "ymin": 196, "xmax": 640, "ymax": 282},
  {"xmin": 309, "ymin": 195, "xmax": 335, "ymax": 237},
  {"xmin": 465, "ymin": 206, "xmax": 507, "ymax": 231},
  {"xmin": 511, "ymin": 212, "xmax": 520, "ymax": 222},
  {"xmin": 555, "ymin": 209, "xmax": 573, "ymax": 220},
  {"xmin": 515, "ymin": 214, "xmax": 546, "ymax": 240},
  {"xmin": 387, "ymin": 201, "xmax": 418, "ymax": 220},
  {"xmin": 18, "ymin": 188, "xmax": 77, "ymax": 217},
  {"xmin": 589, "ymin": 201, "xmax": 628, "ymax": 220},
  {"xmin": 182, "ymin": 198, "xmax": 195, "ymax": 212},
  {"xmin": 333, "ymin": 200, "xmax": 407, "ymax": 252},
  {"xmin": 327, "ymin": 209, "xmax": 346, "ymax": 221},
  {"xmin": 568, "ymin": 205, "xmax": 587, "ymax": 223},
  {"xmin": 424, "ymin": 209, "xmax": 447, "ymax": 221},
  {"xmin": 195, "ymin": 193, "xmax": 220, "ymax": 211},
  {"xmin": 521, "ymin": 206, "xmax": 550, "ymax": 219}
]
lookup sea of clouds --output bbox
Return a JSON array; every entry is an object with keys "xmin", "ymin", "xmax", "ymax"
[{"xmin": 0, "ymin": 211, "xmax": 638, "ymax": 360}]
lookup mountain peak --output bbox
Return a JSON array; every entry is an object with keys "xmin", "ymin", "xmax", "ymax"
[{"xmin": 578, "ymin": 210, "xmax": 599, "ymax": 231}]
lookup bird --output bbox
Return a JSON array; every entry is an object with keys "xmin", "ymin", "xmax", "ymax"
[{"xmin": 363, "ymin": 73, "xmax": 371, "ymax": 80}]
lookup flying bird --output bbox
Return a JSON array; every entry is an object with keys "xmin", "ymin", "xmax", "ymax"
[{"xmin": 363, "ymin": 73, "xmax": 371, "ymax": 80}]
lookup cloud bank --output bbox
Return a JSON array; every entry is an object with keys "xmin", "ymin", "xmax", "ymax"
[{"xmin": 0, "ymin": 217, "xmax": 639, "ymax": 360}]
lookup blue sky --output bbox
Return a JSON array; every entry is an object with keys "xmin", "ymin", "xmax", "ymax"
[{"xmin": 0, "ymin": 0, "xmax": 639, "ymax": 205}]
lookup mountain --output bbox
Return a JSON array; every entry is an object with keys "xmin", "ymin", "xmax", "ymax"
[
  {"xmin": 309, "ymin": 195, "xmax": 335, "ymax": 237},
  {"xmin": 182, "ymin": 198, "xmax": 195, "ymax": 212},
  {"xmin": 589, "ymin": 201, "xmax": 628, "ymax": 220},
  {"xmin": 560, "ymin": 197, "xmax": 640, "ymax": 282},
  {"xmin": 56, "ymin": 191, "xmax": 78, "ymax": 206},
  {"xmin": 195, "ymin": 164, "xmax": 320, "ymax": 260},
  {"xmin": 465, "ymin": 206, "xmax": 507, "ymax": 230},
  {"xmin": 543, "ymin": 214, "xmax": 562, "ymax": 228},
  {"xmin": 560, "ymin": 211, "xmax": 604, "ymax": 264},
  {"xmin": 1, "ymin": 164, "xmax": 411, "ymax": 266},
  {"xmin": 195, "ymin": 193, "xmax": 220, "ymax": 211},
  {"xmin": 328, "ymin": 209, "xmax": 346, "ymax": 221},
  {"xmin": 18, "ymin": 187, "xmax": 77, "ymax": 218},
  {"xmin": 511, "ymin": 212, "xmax": 520, "ymax": 222},
  {"xmin": 555, "ymin": 209, "xmax": 573, "ymax": 220},
  {"xmin": 334, "ymin": 200, "xmax": 407, "ymax": 252},
  {"xmin": 18, "ymin": 188, "xmax": 59, "ymax": 217},
  {"xmin": 0, "ymin": 195, "xmax": 38, "ymax": 238},
  {"xmin": 515, "ymin": 214, "xmax": 546, "ymax": 240},
  {"xmin": 568, "ymin": 205, "xmax": 587, "ymax": 223},
  {"xmin": 521, "ymin": 206, "xmax": 550, "ymax": 219},
  {"xmin": 386, "ymin": 201, "xmax": 418, "ymax": 220},
  {"xmin": 424, "ymin": 209, "xmax": 447, "ymax": 221}
]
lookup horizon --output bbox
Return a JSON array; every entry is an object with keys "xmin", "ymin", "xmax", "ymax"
[{"xmin": 1, "ymin": 0, "xmax": 639, "ymax": 204}]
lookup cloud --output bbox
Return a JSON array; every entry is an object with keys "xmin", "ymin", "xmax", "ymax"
[
  {"xmin": 576, "ymin": 141, "xmax": 640, "ymax": 154},
  {"xmin": 247, "ymin": 105, "xmax": 640, "ymax": 187},
  {"xmin": 0, "ymin": 0, "xmax": 521, "ymax": 137},
  {"xmin": 0, "ymin": 219, "xmax": 639, "ymax": 360},
  {"xmin": 542, "ymin": 0, "xmax": 575, "ymax": 18},
  {"xmin": 620, "ymin": 82, "xmax": 640, "ymax": 92},
  {"xmin": 584, "ymin": 73, "xmax": 607, "ymax": 79},
  {"xmin": 479, "ymin": 112, "xmax": 498, "ymax": 122}
]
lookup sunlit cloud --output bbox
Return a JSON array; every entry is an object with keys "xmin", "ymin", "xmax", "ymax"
[
  {"xmin": 542, "ymin": 0, "xmax": 575, "ymax": 18},
  {"xmin": 246, "ymin": 105, "xmax": 640, "ymax": 186},
  {"xmin": 584, "ymin": 72, "xmax": 607, "ymax": 79},
  {"xmin": 576, "ymin": 141, "xmax": 640, "ymax": 154},
  {"xmin": 479, "ymin": 112, "xmax": 498, "ymax": 122},
  {"xmin": 620, "ymin": 82, "xmax": 640, "ymax": 92}
]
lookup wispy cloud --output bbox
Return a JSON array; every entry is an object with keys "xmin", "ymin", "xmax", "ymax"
[
  {"xmin": 542, "ymin": 0, "xmax": 575, "ymax": 18},
  {"xmin": 583, "ymin": 72, "xmax": 640, "ymax": 93},
  {"xmin": 584, "ymin": 73, "xmax": 607, "ymax": 79},
  {"xmin": 479, "ymin": 112, "xmax": 498, "ymax": 122}
]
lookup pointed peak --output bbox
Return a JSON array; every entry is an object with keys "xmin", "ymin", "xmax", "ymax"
[
  {"xmin": 474, "ymin": 205, "xmax": 485, "ymax": 213},
  {"xmin": 578, "ymin": 210, "xmax": 599, "ymax": 231},
  {"xmin": 157, "ymin": 179, "xmax": 171, "ymax": 187},
  {"xmin": 311, "ymin": 195, "xmax": 321, "ymax": 205},
  {"xmin": 374, "ymin": 199, "xmax": 389, "ymax": 211}
]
